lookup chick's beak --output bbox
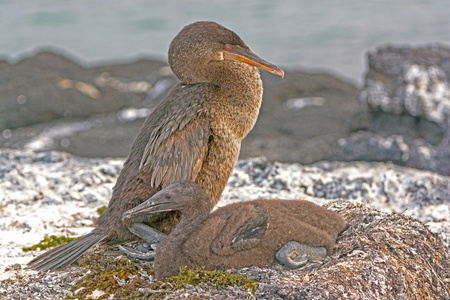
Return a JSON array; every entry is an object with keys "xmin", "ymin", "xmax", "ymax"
[
  {"xmin": 121, "ymin": 192, "xmax": 176, "ymax": 223},
  {"xmin": 222, "ymin": 44, "xmax": 284, "ymax": 78}
]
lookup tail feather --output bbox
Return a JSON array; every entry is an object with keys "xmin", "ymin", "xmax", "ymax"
[{"xmin": 27, "ymin": 231, "xmax": 107, "ymax": 272}]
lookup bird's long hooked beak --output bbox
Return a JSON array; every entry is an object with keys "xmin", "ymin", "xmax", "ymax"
[
  {"xmin": 222, "ymin": 44, "xmax": 284, "ymax": 78},
  {"xmin": 121, "ymin": 191, "xmax": 177, "ymax": 223}
]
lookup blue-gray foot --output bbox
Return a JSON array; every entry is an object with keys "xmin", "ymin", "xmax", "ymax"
[
  {"xmin": 119, "ymin": 223, "xmax": 166, "ymax": 261},
  {"xmin": 275, "ymin": 241, "xmax": 327, "ymax": 269}
]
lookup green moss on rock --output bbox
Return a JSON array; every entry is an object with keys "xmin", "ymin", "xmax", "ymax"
[
  {"xmin": 69, "ymin": 253, "xmax": 154, "ymax": 300},
  {"xmin": 68, "ymin": 251, "xmax": 259, "ymax": 299},
  {"xmin": 22, "ymin": 235, "xmax": 77, "ymax": 252},
  {"xmin": 166, "ymin": 267, "xmax": 259, "ymax": 293},
  {"xmin": 96, "ymin": 205, "xmax": 107, "ymax": 215}
]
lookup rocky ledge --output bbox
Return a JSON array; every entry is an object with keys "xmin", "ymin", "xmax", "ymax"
[{"xmin": 0, "ymin": 149, "xmax": 448, "ymax": 299}]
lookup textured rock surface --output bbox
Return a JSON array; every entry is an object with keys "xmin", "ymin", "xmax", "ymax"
[
  {"xmin": 330, "ymin": 131, "xmax": 450, "ymax": 176},
  {"xmin": 0, "ymin": 150, "xmax": 449, "ymax": 299},
  {"xmin": 360, "ymin": 45, "xmax": 450, "ymax": 127}
]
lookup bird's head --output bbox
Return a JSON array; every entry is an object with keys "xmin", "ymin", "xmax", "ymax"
[
  {"xmin": 168, "ymin": 21, "xmax": 284, "ymax": 84},
  {"xmin": 122, "ymin": 181, "xmax": 211, "ymax": 224}
]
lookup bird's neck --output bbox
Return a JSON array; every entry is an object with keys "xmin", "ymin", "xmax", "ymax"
[
  {"xmin": 157, "ymin": 209, "xmax": 209, "ymax": 262},
  {"xmin": 212, "ymin": 62, "xmax": 263, "ymax": 105},
  {"xmin": 154, "ymin": 208, "xmax": 208, "ymax": 279},
  {"xmin": 174, "ymin": 207, "xmax": 210, "ymax": 237},
  {"xmin": 207, "ymin": 62, "xmax": 263, "ymax": 140}
]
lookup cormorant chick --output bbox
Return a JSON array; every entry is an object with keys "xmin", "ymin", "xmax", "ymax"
[{"xmin": 122, "ymin": 181, "xmax": 347, "ymax": 279}]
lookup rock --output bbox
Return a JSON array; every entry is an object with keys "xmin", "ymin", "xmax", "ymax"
[
  {"xmin": 0, "ymin": 51, "xmax": 170, "ymax": 130},
  {"xmin": 241, "ymin": 71, "xmax": 361, "ymax": 164},
  {"xmin": 332, "ymin": 45, "xmax": 450, "ymax": 176},
  {"xmin": 0, "ymin": 150, "xmax": 448, "ymax": 299},
  {"xmin": 330, "ymin": 131, "xmax": 450, "ymax": 176},
  {"xmin": 0, "ymin": 51, "xmax": 362, "ymax": 162},
  {"xmin": 360, "ymin": 45, "xmax": 450, "ymax": 128}
]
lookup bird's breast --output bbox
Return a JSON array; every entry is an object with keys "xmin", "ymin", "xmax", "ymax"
[{"xmin": 208, "ymin": 91, "xmax": 262, "ymax": 140}]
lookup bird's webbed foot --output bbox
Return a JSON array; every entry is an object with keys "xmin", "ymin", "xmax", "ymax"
[
  {"xmin": 275, "ymin": 241, "xmax": 327, "ymax": 269},
  {"xmin": 119, "ymin": 223, "xmax": 166, "ymax": 261}
]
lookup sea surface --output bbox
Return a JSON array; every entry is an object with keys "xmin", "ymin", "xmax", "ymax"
[{"xmin": 1, "ymin": 0, "xmax": 450, "ymax": 84}]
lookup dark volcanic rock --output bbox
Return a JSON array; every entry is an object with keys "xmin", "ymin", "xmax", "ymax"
[
  {"xmin": 0, "ymin": 51, "xmax": 170, "ymax": 130},
  {"xmin": 0, "ymin": 51, "xmax": 362, "ymax": 162},
  {"xmin": 330, "ymin": 130, "xmax": 450, "ymax": 176},
  {"xmin": 242, "ymin": 71, "xmax": 361, "ymax": 164}
]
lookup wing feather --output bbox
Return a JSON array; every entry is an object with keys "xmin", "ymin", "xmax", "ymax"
[
  {"xmin": 183, "ymin": 203, "xmax": 269, "ymax": 264},
  {"xmin": 135, "ymin": 84, "xmax": 212, "ymax": 189}
]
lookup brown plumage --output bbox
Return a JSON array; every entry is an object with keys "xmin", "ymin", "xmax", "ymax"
[
  {"xmin": 123, "ymin": 181, "xmax": 347, "ymax": 279},
  {"xmin": 28, "ymin": 21, "xmax": 283, "ymax": 272}
]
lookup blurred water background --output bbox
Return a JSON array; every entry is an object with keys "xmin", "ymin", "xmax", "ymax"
[{"xmin": 1, "ymin": 0, "xmax": 449, "ymax": 85}]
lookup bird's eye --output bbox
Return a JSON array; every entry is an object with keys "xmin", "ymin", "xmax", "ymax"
[{"xmin": 213, "ymin": 51, "xmax": 224, "ymax": 61}]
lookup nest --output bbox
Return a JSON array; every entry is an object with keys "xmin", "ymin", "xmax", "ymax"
[{"xmin": 288, "ymin": 201, "xmax": 450, "ymax": 299}]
